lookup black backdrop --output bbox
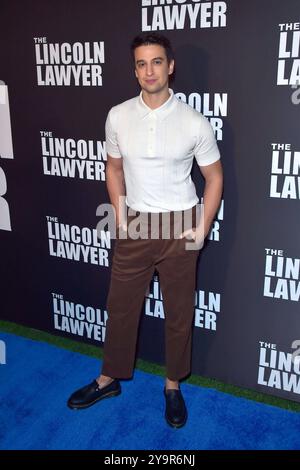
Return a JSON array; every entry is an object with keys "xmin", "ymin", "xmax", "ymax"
[{"xmin": 1, "ymin": 0, "xmax": 300, "ymax": 402}]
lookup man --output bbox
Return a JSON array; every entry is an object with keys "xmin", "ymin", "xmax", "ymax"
[{"xmin": 68, "ymin": 33, "xmax": 223, "ymax": 428}]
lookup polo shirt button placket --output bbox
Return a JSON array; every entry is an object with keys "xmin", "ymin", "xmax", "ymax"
[{"xmin": 148, "ymin": 113, "xmax": 156, "ymax": 157}]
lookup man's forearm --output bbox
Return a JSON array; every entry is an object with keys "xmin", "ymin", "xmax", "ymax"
[
  {"xmin": 106, "ymin": 166, "xmax": 126, "ymax": 227},
  {"xmin": 201, "ymin": 176, "xmax": 223, "ymax": 238}
]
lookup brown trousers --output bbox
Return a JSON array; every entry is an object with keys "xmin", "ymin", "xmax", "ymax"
[{"xmin": 102, "ymin": 205, "xmax": 200, "ymax": 381}]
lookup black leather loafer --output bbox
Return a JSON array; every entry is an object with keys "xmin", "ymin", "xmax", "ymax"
[
  {"xmin": 164, "ymin": 387, "xmax": 187, "ymax": 428},
  {"xmin": 67, "ymin": 379, "xmax": 121, "ymax": 409}
]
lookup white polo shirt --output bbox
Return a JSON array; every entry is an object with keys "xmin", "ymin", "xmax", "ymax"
[{"xmin": 105, "ymin": 89, "xmax": 220, "ymax": 213}]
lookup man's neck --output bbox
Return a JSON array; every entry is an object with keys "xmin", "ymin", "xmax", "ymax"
[{"xmin": 141, "ymin": 87, "xmax": 171, "ymax": 110}]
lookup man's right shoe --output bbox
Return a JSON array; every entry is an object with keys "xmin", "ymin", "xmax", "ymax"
[{"xmin": 67, "ymin": 379, "xmax": 121, "ymax": 409}]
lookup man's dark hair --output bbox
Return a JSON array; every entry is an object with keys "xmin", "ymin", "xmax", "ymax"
[{"xmin": 130, "ymin": 33, "xmax": 174, "ymax": 64}]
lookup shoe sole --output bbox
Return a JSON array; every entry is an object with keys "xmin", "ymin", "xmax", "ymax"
[
  {"xmin": 165, "ymin": 412, "xmax": 187, "ymax": 429},
  {"xmin": 68, "ymin": 388, "xmax": 121, "ymax": 410}
]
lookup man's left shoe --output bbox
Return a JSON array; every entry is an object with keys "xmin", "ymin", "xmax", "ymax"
[{"xmin": 164, "ymin": 387, "xmax": 187, "ymax": 428}]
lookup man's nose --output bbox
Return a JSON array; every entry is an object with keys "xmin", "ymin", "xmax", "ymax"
[{"xmin": 146, "ymin": 64, "xmax": 153, "ymax": 76}]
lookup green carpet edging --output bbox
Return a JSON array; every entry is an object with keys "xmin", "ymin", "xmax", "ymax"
[{"xmin": 1, "ymin": 319, "xmax": 300, "ymax": 412}]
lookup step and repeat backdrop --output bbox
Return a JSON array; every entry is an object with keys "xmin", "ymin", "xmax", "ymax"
[{"xmin": 1, "ymin": 0, "xmax": 300, "ymax": 402}]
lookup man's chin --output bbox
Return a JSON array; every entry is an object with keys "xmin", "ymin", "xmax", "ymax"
[{"xmin": 142, "ymin": 84, "xmax": 164, "ymax": 94}]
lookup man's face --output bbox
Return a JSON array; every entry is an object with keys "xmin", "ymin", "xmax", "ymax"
[{"xmin": 134, "ymin": 44, "xmax": 174, "ymax": 95}]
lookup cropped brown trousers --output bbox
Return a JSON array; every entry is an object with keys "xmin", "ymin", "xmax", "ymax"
[{"xmin": 102, "ymin": 205, "xmax": 200, "ymax": 381}]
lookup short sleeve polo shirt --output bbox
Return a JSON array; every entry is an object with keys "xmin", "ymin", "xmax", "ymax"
[{"xmin": 105, "ymin": 89, "xmax": 220, "ymax": 213}]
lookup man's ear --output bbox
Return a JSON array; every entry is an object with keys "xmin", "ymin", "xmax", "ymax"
[
  {"xmin": 134, "ymin": 68, "xmax": 138, "ymax": 78},
  {"xmin": 168, "ymin": 60, "xmax": 175, "ymax": 75}
]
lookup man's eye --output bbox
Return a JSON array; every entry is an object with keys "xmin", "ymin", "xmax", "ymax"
[
  {"xmin": 154, "ymin": 60, "xmax": 162, "ymax": 65},
  {"xmin": 138, "ymin": 63, "xmax": 145, "ymax": 68}
]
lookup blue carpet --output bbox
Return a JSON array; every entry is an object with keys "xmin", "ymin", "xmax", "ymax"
[{"xmin": 0, "ymin": 332, "xmax": 300, "ymax": 450}]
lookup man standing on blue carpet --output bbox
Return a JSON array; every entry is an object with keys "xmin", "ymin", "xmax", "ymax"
[{"xmin": 68, "ymin": 32, "xmax": 223, "ymax": 428}]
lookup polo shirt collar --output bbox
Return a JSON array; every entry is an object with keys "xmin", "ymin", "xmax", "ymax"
[{"xmin": 137, "ymin": 88, "xmax": 176, "ymax": 120}]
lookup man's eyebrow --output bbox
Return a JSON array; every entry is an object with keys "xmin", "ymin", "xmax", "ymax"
[{"xmin": 136, "ymin": 56, "xmax": 165, "ymax": 63}]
